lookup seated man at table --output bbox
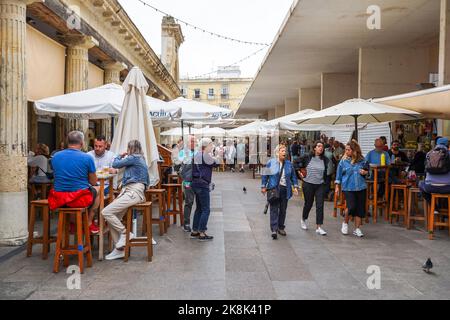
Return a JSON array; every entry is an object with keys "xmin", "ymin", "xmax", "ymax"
[
  {"xmin": 365, "ymin": 138, "xmax": 391, "ymax": 198},
  {"xmin": 48, "ymin": 131, "xmax": 101, "ymax": 234},
  {"xmin": 88, "ymin": 135, "xmax": 117, "ymax": 195},
  {"xmin": 420, "ymin": 137, "xmax": 450, "ymax": 211},
  {"xmin": 388, "ymin": 140, "xmax": 409, "ymax": 183}
]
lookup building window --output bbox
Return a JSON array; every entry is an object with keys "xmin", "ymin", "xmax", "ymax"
[
  {"xmin": 208, "ymin": 88, "xmax": 215, "ymax": 100},
  {"xmin": 194, "ymin": 89, "xmax": 201, "ymax": 99},
  {"xmin": 180, "ymin": 86, "xmax": 187, "ymax": 98},
  {"xmin": 221, "ymin": 85, "xmax": 229, "ymax": 100}
]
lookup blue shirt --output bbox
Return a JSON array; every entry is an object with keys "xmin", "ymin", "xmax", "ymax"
[
  {"xmin": 51, "ymin": 149, "xmax": 96, "ymax": 192},
  {"xmin": 261, "ymin": 158, "xmax": 299, "ymax": 200},
  {"xmin": 335, "ymin": 158, "xmax": 368, "ymax": 192},
  {"xmin": 112, "ymin": 154, "xmax": 150, "ymax": 187},
  {"xmin": 365, "ymin": 149, "xmax": 391, "ymax": 166}
]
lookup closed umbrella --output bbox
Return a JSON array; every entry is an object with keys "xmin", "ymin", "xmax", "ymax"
[
  {"xmin": 294, "ymin": 99, "xmax": 422, "ymax": 140},
  {"xmin": 110, "ymin": 66, "xmax": 160, "ymax": 186}
]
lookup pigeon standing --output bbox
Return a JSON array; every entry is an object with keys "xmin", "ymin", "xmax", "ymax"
[
  {"xmin": 422, "ymin": 258, "xmax": 433, "ymax": 273},
  {"xmin": 243, "ymin": 187, "xmax": 247, "ymax": 194}
]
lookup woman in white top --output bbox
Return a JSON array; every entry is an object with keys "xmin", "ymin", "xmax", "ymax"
[{"xmin": 28, "ymin": 143, "xmax": 52, "ymax": 183}]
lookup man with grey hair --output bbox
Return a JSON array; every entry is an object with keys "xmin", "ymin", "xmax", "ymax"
[{"xmin": 49, "ymin": 131, "xmax": 101, "ymax": 234}]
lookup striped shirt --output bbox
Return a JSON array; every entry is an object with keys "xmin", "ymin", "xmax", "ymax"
[{"xmin": 304, "ymin": 156, "xmax": 325, "ymax": 185}]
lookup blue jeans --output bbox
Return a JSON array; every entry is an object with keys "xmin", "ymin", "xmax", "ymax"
[
  {"xmin": 268, "ymin": 186, "xmax": 288, "ymax": 232},
  {"xmin": 192, "ymin": 187, "xmax": 211, "ymax": 232}
]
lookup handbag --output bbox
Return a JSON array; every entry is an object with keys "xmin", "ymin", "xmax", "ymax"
[
  {"xmin": 38, "ymin": 167, "xmax": 54, "ymax": 180},
  {"xmin": 267, "ymin": 161, "xmax": 285, "ymax": 204}
]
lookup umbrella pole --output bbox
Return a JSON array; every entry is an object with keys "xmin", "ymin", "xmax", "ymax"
[
  {"xmin": 111, "ymin": 116, "xmax": 115, "ymax": 140},
  {"xmin": 353, "ymin": 115, "xmax": 359, "ymax": 141},
  {"xmin": 181, "ymin": 120, "xmax": 184, "ymax": 141}
]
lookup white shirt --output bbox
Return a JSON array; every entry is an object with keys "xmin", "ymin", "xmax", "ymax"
[
  {"xmin": 88, "ymin": 150, "xmax": 116, "ymax": 187},
  {"xmin": 28, "ymin": 154, "xmax": 49, "ymax": 177},
  {"xmin": 279, "ymin": 161, "xmax": 287, "ymax": 187}
]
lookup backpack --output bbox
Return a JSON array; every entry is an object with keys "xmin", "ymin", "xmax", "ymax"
[{"xmin": 425, "ymin": 146, "xmax": 450, "ymax": 174}]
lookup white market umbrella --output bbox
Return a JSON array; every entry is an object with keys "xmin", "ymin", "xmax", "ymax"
[
  {"xmin": 228, "ymin": 120, "xmax": 267, "ymax": 137},
  {"xmin": 160, "ymin": 127, "xmax": 200, "ymax": 136},
  {"xmin": 294, "ymin": 99, "xmax": 422, "ymax": 140},
  {"xmin": 34, "ymin": 83, "xmax": 181, "ymax": 121},
  {"xmin": 168, "ymin": 97, "xmax": 234, "ymax": 121},
  {"xmin": 110, "ymin": 67, "xmax": 160, "ymax": 186},
  {"xmin": 195, "ymin": 126, "xmax": 227, "ymax": 137}
]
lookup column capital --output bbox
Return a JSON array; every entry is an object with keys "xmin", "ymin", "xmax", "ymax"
[
  {"xmin": 0, "ymin": 0, "xmax": 43, "ymax": 5},
  {"xmin": 102, "ymin": 61, "xmax": 127, "ymax": 72},
  {"xmin": 59, "ymin": 34, "xmax": 99, "ymax": 50}
]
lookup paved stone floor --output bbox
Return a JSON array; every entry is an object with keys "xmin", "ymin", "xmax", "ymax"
[{"xmin": 1, "ymin": 171, "xmax": 450, "ymax": 300}]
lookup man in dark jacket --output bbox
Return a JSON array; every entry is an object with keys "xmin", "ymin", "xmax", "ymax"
[{"xmin": 180, "ymin": 135, "xmax": 196, "ymax": 232}]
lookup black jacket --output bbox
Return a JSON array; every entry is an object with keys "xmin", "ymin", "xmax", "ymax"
[{"xmin": 294, "ymin": 154, "xmax": 329, "ymax": 184}]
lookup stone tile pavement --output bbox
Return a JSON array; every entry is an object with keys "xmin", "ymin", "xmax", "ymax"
[{"xmin": 1, "ymin": 171, "xmax": 450, "ymax": 300}]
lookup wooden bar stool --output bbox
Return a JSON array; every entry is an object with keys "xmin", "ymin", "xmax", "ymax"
[
  {"xmin": 428, "ymin": 194, "xmax": 450, "ymax": 240},
  {"xmin": 53, "ymin": 207, "xmax": 92, "ymax": 274},
  {"xmin": 30, "ymin": 183, "xmax": 52, "ymax": 200},
  {"xmin": 407, "ymin": 188, "xmax": 427, "ymax": 230},
  {"xmin": 168, "ymin": 174, "xmax": 181, "ymax": 184},
  {"xmin": 333, "ymin": 186, "xmax": 346, "ymax": 218},
  {"xmin": 27, "ymin": 200, "xmax": 56, "ymax": 260},
  {"xmin": 145, "ymin": 189, "xmax": 167, "ymax": 235},
  {"xmin": 389, "ymin": 184, "xmax": 409, "ymax": 226},
  {"xmin": 162, "ymin": 183, "xmax": 184, "ymax": 226},
  {"xmin": 124, "ymin": 202, "xmax": 153, "ymax": 262}
]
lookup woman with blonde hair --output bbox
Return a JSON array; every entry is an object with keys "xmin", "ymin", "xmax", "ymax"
[
  {"xmin": 262, "ymin": 144, "xmax": 299, "ymax": 240},
  {"xmin": 335, "ymin": 140, "xmax": 369, "ymax": 237}
]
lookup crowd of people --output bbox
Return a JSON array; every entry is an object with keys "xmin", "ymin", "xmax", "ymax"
[
  {"xmin": 26, "ymin": 131, "xmax": 450, "ymax": 252},
  {"xmin": 261, "ymin": 135, "xmax": 450, "ymax": 240}
]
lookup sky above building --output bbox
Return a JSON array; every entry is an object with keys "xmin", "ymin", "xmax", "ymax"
[{"xmin": 118, "ymin": 0, "xmax": 294, "ymax": 79}]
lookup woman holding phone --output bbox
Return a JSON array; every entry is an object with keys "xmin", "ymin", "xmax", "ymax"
[{"xmin": 335, "ymin": 140, "xmax": 369, "ymax": 237}]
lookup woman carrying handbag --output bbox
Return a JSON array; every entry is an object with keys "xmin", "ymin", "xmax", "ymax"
[{"xmin": 261, "ymin": 144, "xmax": 299, "ymax": 240}]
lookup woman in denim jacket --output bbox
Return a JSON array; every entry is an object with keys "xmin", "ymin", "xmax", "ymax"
[
  {"xmin": 262, "ymin": 144, "xmax": 299, "ymax": 240},
  {"xmin": 102, "ymin": 140, "xmax": 150, "ymax": 260},
  {"xmin": 335, "ymin": 140, "xmax": 369, "ymax": 238}
]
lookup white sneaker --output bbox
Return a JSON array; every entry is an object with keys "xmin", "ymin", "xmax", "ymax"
[
  {"xmin": 353, "ymin": 228, "xmax": 364, "ymax": 238},
  {"xmin": 105, "ymin": 248, "xmax": 125, "ymax": 260},
  {"xmin": 116, "ymin": 232, "xmax": 135, "ymax": 249},
  {"xmin": 316, "ymin": 227, "xmax": 327, "ymax": 236},
  {"xmin": 300, "ymin": 220, "xmax": 308, "ymax": 230},
  {"xmin": 341, "ymin": 223, "xmax": 349, "ymax": 235}
]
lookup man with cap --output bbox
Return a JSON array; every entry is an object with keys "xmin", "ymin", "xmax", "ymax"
[
  {"xmin": 419, "ymin": 137, "xmax": 450, "ymax": 207},
  {"xmin": 190, "ymin": 138, "xmax": 220, "ymax": 241}
]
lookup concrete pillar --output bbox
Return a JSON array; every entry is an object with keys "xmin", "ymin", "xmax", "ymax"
[
  {"xmin": 284, "ymin": 97, "xmax": 298, "ymax": 115},
  {"xmin": 275, "ymin": 105, "xmax": 285, "ymax": 118},
  {"xmin": 61, "ymin": 34, "xmax": 98, "ymax": 145},
  {"xmin": 321, "ymin": 73, "xmax": 358, "ymax": 109},
  {"xmin": 298, "ymin": 88, "xmax": 321, "ymax": 111},
  {"xmin": 439, "ymin": 0, "xmax": 450, "ymax": 85},
  {"xmin": 103, "ymin": 61, "xmax": 127, "ymax": 142},
  {"xmin": 267, "ymin": 109, "xmax": 276, "ymax": 120},
  {"xmin": 359, "ymin": 47, "xmax": 431, "ymax": 99},
  {"xmin": 0, "ymin": 0, "xmax": 42, "ymax": 245}
]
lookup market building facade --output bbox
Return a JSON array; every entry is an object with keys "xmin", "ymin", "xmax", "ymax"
[{"xmin": 0, "ymin": 0, "xmax": 183, "ymax": 245}]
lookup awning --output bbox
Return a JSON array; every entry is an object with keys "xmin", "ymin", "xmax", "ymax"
[{"xmin": 374, "ymin": 85, "xmax": 450, "ymax": 120}]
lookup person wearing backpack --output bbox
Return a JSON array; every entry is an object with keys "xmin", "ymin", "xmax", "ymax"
[
  {"xmin": 419, "ymin": 137, "xmax": 450, "ymax": 205},
  {"xmin": 179, "ymin": 135, "xmax": 196, "ymax": 233}
]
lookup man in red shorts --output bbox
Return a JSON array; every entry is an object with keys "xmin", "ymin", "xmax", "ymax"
[{"xmin": 49, "ymin": 131, "xmax": 101, "ymax": 234}]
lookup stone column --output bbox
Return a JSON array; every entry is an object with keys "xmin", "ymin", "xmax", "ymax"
[
  {"xmin": 61, "ymin": 34, "xmax": 98, "ymax": 146},
  {"xmin": 102, "ymin": 61, "xmax": 126, "ymax": 141},
  {"xmin": 0, "ymin": 0, "xmax": 42, "ymax": 245}
]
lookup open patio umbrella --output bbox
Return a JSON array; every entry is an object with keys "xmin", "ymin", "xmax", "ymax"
[
  {"xmin": 227, "ymin": 120, "xmax": 267, "ymax": 137},
  {"xmin": 293, "ymin": 99, "xmax": 422, "ymax": 140},
  {"xmin": 160, "ymin": 127, "xmax": 200, "ymax": 136},
  {"xmin": 195, "ymin": 126, "xmax": 227, "ymax": 137},
  {"xmin": 110, "ymin": 67, "xmax": 160, "ymax": 186},
  {"xmin": 168, "ymin": 97, "xmax": 234, "ymax": 120},
  {"xmin": 34, "ymin": 83, "xmax": 181, "ymax": 121}
]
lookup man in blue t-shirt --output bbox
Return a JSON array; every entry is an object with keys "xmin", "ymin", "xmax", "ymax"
[
  {"xmin": 365, "ymin": 138, "xmax": 391, "ymax": 198},
  {"xmin": 50, "ymin": 131, "xmax": 100, "ymax": 234}
]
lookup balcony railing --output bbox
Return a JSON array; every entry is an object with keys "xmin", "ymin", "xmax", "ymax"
[{"xmin": 221, "ymin": 94, "xmax": 229, "ymax": 100}]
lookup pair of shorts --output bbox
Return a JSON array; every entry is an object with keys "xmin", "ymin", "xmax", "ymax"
[
  {"xmin": 343, "ymin": 190, "xmax": 367, "ymax": 218},
  {"xmin": 88, "ymin": 186, "xmax": 98, "ymax": 210}
]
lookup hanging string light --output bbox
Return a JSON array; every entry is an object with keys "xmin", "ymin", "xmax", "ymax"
[{"xmin": 135, "ymin": 0, "xmax": 270, "ymax": 46}]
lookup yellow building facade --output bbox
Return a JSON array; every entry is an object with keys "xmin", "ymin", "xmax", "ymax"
[{"xmin": 179, "ymin": 76, "xmax": 252, "ymax": 113}]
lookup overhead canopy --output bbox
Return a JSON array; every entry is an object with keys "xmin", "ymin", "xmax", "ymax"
[
  {"xmin": 34, "ymin": 83, "xmax": 181, "ymax": 121},
  {"xmin": 167, "ymin": 97, "xmax": 234, "ymax": 121},
  {"xmin": 374, "ymin": 85, "xmax": 450, "ymax": 120},
  {"xmin": 160, "ymin": 127, "xmax": 200, "ymax": 136}
]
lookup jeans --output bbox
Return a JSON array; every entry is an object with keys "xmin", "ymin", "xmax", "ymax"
[
  {"xmin": 419, "ymin": 181, "xmax": 450, "ymax": 205},
  {"xmin": 268, "ymin": 186, "xmax": 288, "ymax": 232},
  {"xmin": 183, "ymin": 185, "xmax": 195, "ymax": 226},
  {"xmin": 302, "ymin": 182, "xmax": 325, "ymax": 225},
  {"xmin": 192, "ymin": 186, "xmax": 211, "ymax": 232}
]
